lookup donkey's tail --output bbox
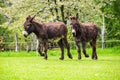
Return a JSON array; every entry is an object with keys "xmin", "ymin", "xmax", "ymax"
[{"xmin": 97, "ymin": 27, "xmax": 101, "ymax": 38}]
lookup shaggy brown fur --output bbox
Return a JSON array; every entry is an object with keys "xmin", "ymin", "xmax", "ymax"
[
  {"xmin": 23, "ymin": 15, "xmax": 72, "ymax": 60},
  {"xmin": 69, "ymin": 16, "xmax": 98, "ymax": 60}
]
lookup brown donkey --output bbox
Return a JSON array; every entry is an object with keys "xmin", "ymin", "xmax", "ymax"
[
  {"xmin": 23, "ymin": 15, "xmax": 72, "ymax": 60},
  {"xmin": 69, "ymin": 15, "xmax": 98, "ymax": 60}
]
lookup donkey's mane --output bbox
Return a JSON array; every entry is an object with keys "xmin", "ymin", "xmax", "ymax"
[{"xmin": 32, "ymin": 20, "xmax": 43, "ymax": 27}]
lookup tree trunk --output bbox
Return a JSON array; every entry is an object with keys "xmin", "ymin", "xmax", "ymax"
[
  {"xmin": 15, "ymin": 33, "xmax": 19, "ymax": 52},
  {"xmin": 101, "ymin": 14, "xmax": 105, "ymax": 49},
  {"xmin": 53, "ymin": 0, "xmax": 59, "ymax": 21},
  {"xmin": 30, "ymin": 35, "xmax": 34, "ymax": 51},
  {"xmin": 26, "ymin": 42, "xmax": 30, "ymax": 53},
  {"xmin": 60, "ymin": 4, "xmax": 66, "ymax": 23}
]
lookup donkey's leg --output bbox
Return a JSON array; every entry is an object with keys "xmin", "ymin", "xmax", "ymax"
[
  {"xmin": 82, "ymin": 41, "xmax": 89, "ymax": 58},
  {"xmin": 90, "ymin": 40, "xmax": 98, "ymax": 60},
  {"xmin": 43, "ymin": 41, "xmax": 48, "ymax": 60},
  {"xmin": 58, "ymin": 39, "xmax": 64, "ymax": 60},
  {"xmin": 36, "ymin": 40, "xmax": 44, "ymax": 56},
  {"xmin": 75, "ymin": 41, "xmax": 81, "ymax": 60},
  {"xmin": 63, "ymin": 38, "xmax": 73, "ymax": 59}
]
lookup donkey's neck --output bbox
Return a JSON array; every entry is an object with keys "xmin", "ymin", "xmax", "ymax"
[{"xmin": 32, "ymin": 21, "xmax": 46, "ymax": 39}]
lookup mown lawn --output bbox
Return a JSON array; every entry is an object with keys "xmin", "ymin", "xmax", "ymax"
[{"xmin": 0, "ymin": 47, "xmax": 120, "ymax": 80}]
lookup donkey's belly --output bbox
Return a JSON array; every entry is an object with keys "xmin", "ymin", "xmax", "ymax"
[
  {"xmin": 48, "ymin": 37, "xmax": 62, "ymax": 42},
  {"xmin": 48, "ymin": 35, "xmax": 64, "ymax": 42}
]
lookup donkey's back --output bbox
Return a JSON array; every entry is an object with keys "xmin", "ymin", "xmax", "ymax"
[
  {"xmin": 81, "ymin": 22, "xmax": 98, "ymax": 41},
  {"xmin": 44, "ymin": 22, "xmax": 67, "ymax": 39}
]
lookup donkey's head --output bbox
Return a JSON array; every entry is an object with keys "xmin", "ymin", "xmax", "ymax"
[
  {"xmin": 23, "ymin": 15, "xmax": 36, "ymax": 37},
  {"xmin": 69, "ymin": 15, "xmax": 80, "ymax": 37}
]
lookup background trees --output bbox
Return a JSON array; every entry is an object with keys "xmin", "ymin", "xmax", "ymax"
[{"xmin": 0, "ymin": 0, "xmax": 120, "ymax": 49}]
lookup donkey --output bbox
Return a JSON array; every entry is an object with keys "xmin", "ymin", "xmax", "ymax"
[
  {"xmin": 23, "ymin": 15, "xmax": 72, "ymax": 60},
  {"xmin": 69, "ymin": 15, "xmax": 98, "ymax": 60}
]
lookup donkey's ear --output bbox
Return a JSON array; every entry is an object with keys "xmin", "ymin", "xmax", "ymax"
[
  {"xmin": 26, "ymin": 15, "xmax": 31, "ymax": 20},
  {"xmin": 30, "ymin": 15, "xmax": 36, "ymax": 22},
  {"xmin": 69, "ymin": 16, "xmax": 72, "ymax": 20},
  {"xmin": 76, "ymin": 13, "xmax": 79, "ymax": 20}
]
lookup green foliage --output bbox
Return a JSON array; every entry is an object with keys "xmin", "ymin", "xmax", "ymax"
[
  {"xmin": 112, "ymin": 0, "xmax": 120, "ymax": 18},
  {"xmin": 104, "ymin": 0, "xmax": 120, "ymax": 40},
  {"xmin": 0, "ymin": 0, "xmax": 120, "ymax": 47},
  {"xmin": 0, "ymin": 14, "xmax": 6, "ymax": 24},
  {"xmin": 0, "ymin": 0, "xmax": 14, "ymax": 43}
]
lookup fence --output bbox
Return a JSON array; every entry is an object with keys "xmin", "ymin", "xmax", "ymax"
[
  {"xmin": 1, "ymin": 40, "xmax": 120, "ymax": 51},
  {"xmin": 2, "ymin": 42, "xmax": 59, "ymax": 51}
]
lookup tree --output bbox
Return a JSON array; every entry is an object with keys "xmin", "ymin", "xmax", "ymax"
[
  {"xmin": 1, "ymin": 0, "xmax": 120, "ymax": 49},
  {"xmin": 98, "ymin": 0, "xmax": 120, "ymax": 40},
  {"xmin": 0, "ymin": 0, "xmax": 12, "ymax": 42}
]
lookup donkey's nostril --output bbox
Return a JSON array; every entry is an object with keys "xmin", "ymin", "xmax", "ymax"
[{"xmin": 72, "ymin": 32, "xmax": 76, "ymax": 37}]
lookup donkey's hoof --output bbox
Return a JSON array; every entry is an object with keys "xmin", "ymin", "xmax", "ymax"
[
  {"xmin": 92, "ymin": 58, "xmax": 97, "ymax": 60},
  {"xmin": 85, "ymin": 54, "xmax": 89, "ymax": 58},
  {"xmin": 92, "ymin": 56, "xmax": 98, "ymax": 60},
  {"xmin": 78, "ymin": 56, "xmax": 81, "ymax": 60},
  {"xmin": 68, "ymin": 54, "xmax": 73, "ymax": 59},
  {"xmin": 59, "ymin": 57, "xmax": 64, "ymax": 60},
  {"xmin": 69, "ymin": 56, "xmax": 73, "ymax": 59},
  {"xmin": 44, "ymin": 58, "xmax": 47, "ymax": 60},
  {"xmin": 44, "ymin": 55, "xmax": 48, "ymax": 60},
  {"xmin": 41, "ymin": 54, "xmax": 44, "ymax": 56}
]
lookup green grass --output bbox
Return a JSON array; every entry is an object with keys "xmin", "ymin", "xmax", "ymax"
[{"xmin": 0, "ymin": 47, "xmax": 120, "ymax": 80}]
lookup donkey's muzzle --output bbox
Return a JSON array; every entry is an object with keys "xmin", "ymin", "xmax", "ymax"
[
  {"xmin": 72, "ymin": 29, "xmax": 76, "ymax": 37},
  {"xmin": 23, "ymin": 31, "xmax": 28, "ymax": 37},
  {"xmin": 72, "ymin": 32, "xmax": 76, "ymax": 37}
]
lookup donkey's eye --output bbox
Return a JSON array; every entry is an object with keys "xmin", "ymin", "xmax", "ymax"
[
  {"xmin": 29, "ymin": 24, "xmax": 32, "ymax": 26},
  {"xmin": 26, "ymin": 24, "xmax": 32, "ymax": 29}
]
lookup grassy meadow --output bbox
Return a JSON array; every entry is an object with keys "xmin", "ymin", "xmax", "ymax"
[{"xmin": 0, "ymin": 47, "xmax": 120, "ymax": 80}]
